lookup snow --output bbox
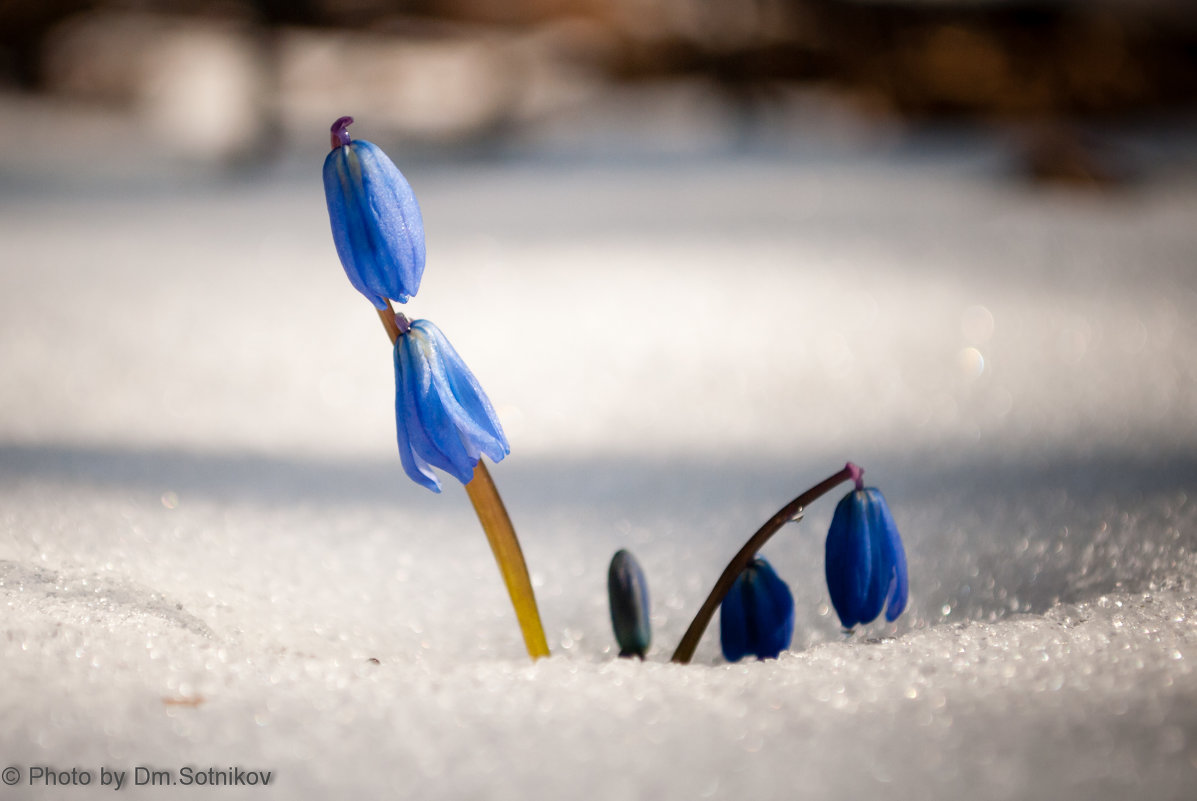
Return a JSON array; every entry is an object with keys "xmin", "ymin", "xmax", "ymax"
[{"xmin": 1, "ymin": 95, "xmax": 1196, "ymax": 799}]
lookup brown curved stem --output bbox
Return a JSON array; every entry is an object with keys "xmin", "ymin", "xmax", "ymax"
[{"xmin": 669, "ymin": 463, "xmax": 857, "ymax": 664}]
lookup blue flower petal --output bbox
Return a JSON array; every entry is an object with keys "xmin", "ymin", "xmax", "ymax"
[
  {"xmin": 720, "ymin": 575, "xmax": 750, "ymax": 663},
  {"xmin": 608, "ymin": 550, "xmax": 651, "ymax": 658},
  {"xmin": 407, "ymin": 328, "xmax": 485, "ymax": 483},
  {"xmin": 413, "ymin": 321, "xmax": 509, "ymax": 464},
  {"xmin": 324, "ymin": 139, "xmax": 425, "ymax": 309},
  {"xmin": 826, "ymin": 492, "xmax": 872, "ymax": 628},
  {"xmin": 395, "ymin": 339, "xmax": 446, "ymax": 492},
  {"xmin": 876, "ymin": 493, "xmax": 909, "ymax": 621},
  {"xmin": 720, "ymin": 558, "xmax": 795, "ymax": 662},
  {"xmin": 859, "ymin": 496, "xmax": 890, "ymax": 625},
  {"xmin": 826, "ymin": 488, "xmax": 908, "ymax": 628},
  {"xmin": 393, "ymin": 319, "xmax": 509, "ymax": 492},
  {"xmin": 399, "ymin": 329, "xmax": 479, "ymax": 485}
]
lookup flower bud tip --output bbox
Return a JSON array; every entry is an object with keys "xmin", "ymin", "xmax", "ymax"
[
  {"xmin": 330, "ymin": 116, "xmax": 354, "ymax": 149},
  {"xmin": 846, "ymin": 461, "xmax": 864, "ymax": 491}
]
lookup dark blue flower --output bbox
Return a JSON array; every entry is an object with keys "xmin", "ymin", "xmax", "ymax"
[
  {"xmin": 720, "ymin": 557, "xmax": 795, "ymax": 662},
  {"xmin": 323, "ymin": 116, "xmax": 426, "ymax": 309},
  {"xmin": 394, "ymin": 316, "xmax": 509, "ymax": 492},
  {"xmin": 608, "ymin": 549, "xmax": 651, "ymax": 658},
  {"xmin": 825, "ymin": 487, "xmax": 908, "ymax": 629}
]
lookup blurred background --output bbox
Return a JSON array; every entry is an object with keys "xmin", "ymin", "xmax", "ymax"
[
  {"xmin": 0, "ymin": 0, "xmax": 1194, "ymax": 178},
  {"xmin": 2, "ymin": 0, "xmax": 1196, "ymax": 485}
]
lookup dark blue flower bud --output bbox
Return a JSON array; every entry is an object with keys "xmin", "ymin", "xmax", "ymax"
[
  {"xmin": 608, "ymin": 549, "xmax": 651, "ymax": 658},
  {"xmin": 825, "ymin": 487, "xmax": 908, "ymax": 629},
  {"xmin": 720, "ymin": 557, "xmax": 795, "ymax": 662},
  {"xmin": 394, "ymin": 316, "xmax": 509, "ymax": 492},
  {"xmin": 323, "ymin": 116, "xmax": 426, "ymax": 308}
]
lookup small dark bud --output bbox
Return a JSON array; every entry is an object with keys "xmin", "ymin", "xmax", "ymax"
[{"xmin": 608, "ymin": 549, "xmax": 651, "ymax": 659}]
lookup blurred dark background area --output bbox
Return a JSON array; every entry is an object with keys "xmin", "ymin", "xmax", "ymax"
[{"xmin": 0, "ymin": 0, "xmax": 1194, "ymax": 182}]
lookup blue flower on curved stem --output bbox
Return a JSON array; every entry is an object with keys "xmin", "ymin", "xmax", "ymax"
[
  {"xmin": 825, "ymin": 478, "xmax": 908, "ymax": 629},
  {"xmin": 720, "ymin": 557, "xmax": 795, "ymax": 662},
  {"xmin": 393, "ymin": 316, "xmax": 509, "ymax": 492},
  {"xmin": 323, "ymin": 116, "xmax": 426, "ymax": 309}
]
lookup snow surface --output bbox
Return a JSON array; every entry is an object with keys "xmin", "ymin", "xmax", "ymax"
[{"xmin": 1, "ymin": 96, "xmax": 1196, "ymax": 799}]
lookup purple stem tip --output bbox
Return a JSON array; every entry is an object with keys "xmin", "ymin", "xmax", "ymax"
[
  {"xmin": 330, "ymin": 116, "xmax": 354, "ymax": 149},
  {"xmin": 394, "ymin": 313, "xmax": 412, "ymax": 335},
  {"xmin": 846, "ymin": 461, "xmax": 864, "ymax": 490}
]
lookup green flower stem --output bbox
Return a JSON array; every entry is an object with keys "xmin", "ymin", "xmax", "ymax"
[
  {"xmin": 670, "ymin": 463, "xmax": 857, "ymax": 664},
  {"xmin": 377, "ymin": 300, "xmax": 550, "ymax": 661}
]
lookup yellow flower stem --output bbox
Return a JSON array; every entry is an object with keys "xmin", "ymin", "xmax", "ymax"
[
  {"xmin": 377, "ymin": 301, "xmax": 550, "ymax": 661},
  {"xmin": 464, "ymin": 460, "xmax": 551, "ymax": 659},
  {"xmin": 669, "ymin": 463, "xmax": 856, "ymax": 664}
]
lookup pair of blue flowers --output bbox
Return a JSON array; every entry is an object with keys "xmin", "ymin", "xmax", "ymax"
[
  {"xmin": 722, "ymin": 487, "xmax": 908, "ymax": 661},
  {"xmin": 324, "ymin": 117, "xmax": 508, "ymax": 493}
]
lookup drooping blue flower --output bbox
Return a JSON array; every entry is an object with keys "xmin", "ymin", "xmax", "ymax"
[
  {"xmin": 608, "ymin": 549, "xmax": 651, "ymax": 659},
  {"xmin": 720, "ymin": 557, "xmax": 795, "ymax": 662},
  {"xmin": 825, "ymin": 487, "xmax": 908, "ymax": 629},
  {"xmin": 393, "ymin": 316, "xmax": 509, "ymax": 492},
  {"xmin": 323, "ymin": 116, "xmax": 426, "ymax": 309}
]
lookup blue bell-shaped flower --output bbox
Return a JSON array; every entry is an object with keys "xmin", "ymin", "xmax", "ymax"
[
  {"xmin": 323, "ymin": 116, "xmax": 426, "ymax": 309},
  {"xmin": 608, "ymin": 549, "xmax": 651, "ymax": 659},
  {"xmin": 393, "ymin": 316, "xmax": 509, "ymax": 492},
  {"xmin": 825, "ymin": 487, "xmax": 908, "ymax": 629},
  {"xmin": 720, "ymin": 557, "xmax": 795, "ymax": 662}
]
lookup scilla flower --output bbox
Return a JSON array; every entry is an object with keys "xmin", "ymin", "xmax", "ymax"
[
  {"xmin": 720, "ymin": 557, "xmax": 795, "ymax": 662},
  {"xmin": 324, "ymin": 116, "xmax": 426, "ymax": 308},
  {"xmin": 394, "ymin": 315, "xmax": 509, "ymax": 493},
  {"xmin": 825, "ymin": 481, "xmax": 908, "ymax": 629},
  {"xmin": 608, "ymin": 549, "xmax": 651, "ymax": 659}
]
